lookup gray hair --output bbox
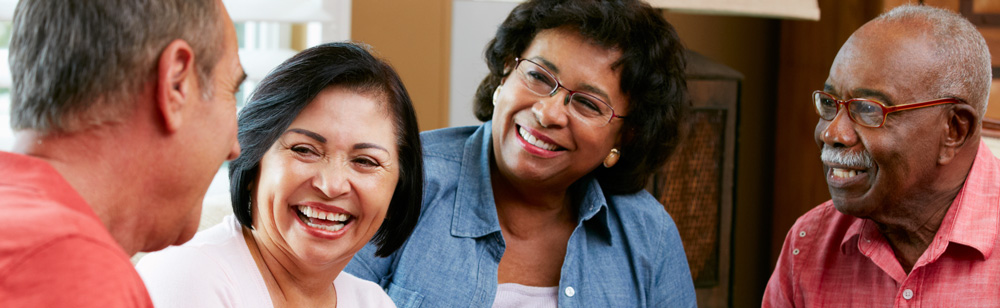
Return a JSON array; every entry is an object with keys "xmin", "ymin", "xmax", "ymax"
[
  {"xmin": 9, "ymin": 0, "xmax": 223, "ymax": 133},
  {"xmin": 876, "ymin": 4, "xmax": 992, "ymax": 119}
]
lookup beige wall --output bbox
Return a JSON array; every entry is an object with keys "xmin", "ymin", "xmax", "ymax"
[{"xmin": 352, "ymin": 0, "xmax": 452, "ymax": 131}]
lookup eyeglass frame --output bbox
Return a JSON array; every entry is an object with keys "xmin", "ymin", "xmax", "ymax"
[
  {"xmin": 812, "ymin": 90, "xmax": 959, "ymax": 128},
  {"xmin": 512, "ymin": 57, "xmax": 626, "ymax": 126}
]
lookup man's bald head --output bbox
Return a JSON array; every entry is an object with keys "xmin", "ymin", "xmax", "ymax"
[{"xmin": 870, "ymin": 5, "xmax": 991, "ymax": 120}]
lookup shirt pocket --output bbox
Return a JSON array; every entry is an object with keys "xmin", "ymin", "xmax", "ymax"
[{"xmin": 387, "ymin": 282, "xmax": 425, "ymax": 308}]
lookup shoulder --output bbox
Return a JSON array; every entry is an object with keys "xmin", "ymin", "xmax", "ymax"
[
  {"xmin": 136, "ymin": 217, "xmax": 261, "ymax": 307},
  {"xmin": 609, "ymin": 190, "xmax": 679, "ymax": 240},
  {"xmin": 335, "ymin": 272, "xmax": 396, "ymax": 308},
  {"xmin": 607, "ymin": 190, "xmax": 696, "ymax": 306},
  {"xmin": 0, "ymin": 193, "xmax": 114, "ymax": 276},
  {"xmin": 420, "ymin": 125, "xmax": 479, "ymax": 161},
  {"xmin": 0, "ymin": 235, "xmax": 152, "ymax": 307}
]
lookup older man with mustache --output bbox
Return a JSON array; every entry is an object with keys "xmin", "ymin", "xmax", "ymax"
[{"xmin": 763, "ymin": 4, "xmax": 1000, "ymax": 307}]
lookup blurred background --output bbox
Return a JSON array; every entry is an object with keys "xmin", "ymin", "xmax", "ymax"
[{"xmin": 2, "ymin": 0, "xmax": 1000, "ymax": 306}]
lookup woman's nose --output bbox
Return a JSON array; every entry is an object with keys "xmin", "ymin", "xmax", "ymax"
[{"xmin": 531, "ymin": 93, "xmax": 570, "ymax": 128}]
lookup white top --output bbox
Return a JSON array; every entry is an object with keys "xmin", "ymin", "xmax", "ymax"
[
  {"xmin": 136, "ymin": 215, "xmax": 395, "ymax": 308},
  {"xmin": 491, "ymin": 283, "xmax": 558, "ymax": 308}
]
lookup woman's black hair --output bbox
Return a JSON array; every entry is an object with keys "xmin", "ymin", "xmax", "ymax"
[
  {"xmin": 228, "ymin": 42, "xmax": 422, "ymax": 257},
  {"xmin": 473, "ymin": 0, "xmax": 686, "ymax": 194}
]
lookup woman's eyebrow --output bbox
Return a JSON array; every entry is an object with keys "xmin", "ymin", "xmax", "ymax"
[
  {"xmin": 285, "ymin": 128, "xmax": 326, "ymax": 143},
  {"xmin": 354, "ymin": 142, "xmax": 389, "ymax": 154}
]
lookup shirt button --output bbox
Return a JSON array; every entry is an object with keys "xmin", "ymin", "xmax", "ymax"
[
  {"xmin": 792, "ymin": 248, "xmax": 800, "ymax": 255},
  {"xmin": 902, "ymin": 289, "xmax": 914, "ymax": 300},
  {"xmin": 799, "ymin": 231, "xmax": 806, "ymax": 237},
  {"xmin": 565, "ymin": 286, "xmax": 576, "ymax": 297}
]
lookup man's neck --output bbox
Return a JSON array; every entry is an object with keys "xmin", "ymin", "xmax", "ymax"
[
  {"xmin": 13, "ymin": 127, "xmax": 150, "ymax": 255},
  {"xmin": 875, "ymin": 195, "xmax": 953, "ymax": 273},
  {"xmin": 874, "ymin": 150, "xmax": 976, "ymax": 274}
]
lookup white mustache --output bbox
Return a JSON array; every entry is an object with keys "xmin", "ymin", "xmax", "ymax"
[{"xmin": 820, "ymin": 145, "xmax": 873, "ymax": 168}]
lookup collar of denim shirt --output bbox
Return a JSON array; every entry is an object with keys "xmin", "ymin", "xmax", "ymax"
[{"xmin": 448, "ymin": 121, "xmax": 613, "ymax": 243}]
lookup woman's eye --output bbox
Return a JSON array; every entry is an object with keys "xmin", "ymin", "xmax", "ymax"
[
  {"xmin": 290, "ymin": 145, "xmax": 318, "ymax": 157},
  {"xmin": 528, "ymin": 71, "xmax": 555, "ymax": 87},
  {"xmin": 353, "ymin": 157, "xmax": 381, "ymax": 168}
]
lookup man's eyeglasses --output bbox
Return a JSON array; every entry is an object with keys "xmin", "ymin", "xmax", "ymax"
[
  {"xmin": 514, "ymin": 58, "xmax": 625, "ymax": 127},
  {"xmin": 812, "ymin": 91, "xmax": 958, "ymax": 128}
]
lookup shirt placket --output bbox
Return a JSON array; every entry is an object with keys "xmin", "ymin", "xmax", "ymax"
[{"xmin": 558, "ymin": 226, "xmax": 582, "ymax": 308}]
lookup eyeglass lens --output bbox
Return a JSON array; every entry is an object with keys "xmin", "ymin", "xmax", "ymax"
[
  {"xmin": 814, "ymin": 92, "xmax": 885, "ymax": 127},
  {"xmin": 516, "ymin": 59, "xmax": 614, "ymax": 126}
]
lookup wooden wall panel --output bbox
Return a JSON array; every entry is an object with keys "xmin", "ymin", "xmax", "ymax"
[
  {"xmin": 924, "ymin": 0, "xmax": 961, "ymax": 11},
  {"xmin": 973, "ymin": 0, "xmax": 1000, "ymax": 13},
  {"xmin": 990, "ymin": 80, "xmax": 1000, "ymax": 120},
  {"xmin": 770, "ymin": 0, "xmax": 884, "ymax": 265}
]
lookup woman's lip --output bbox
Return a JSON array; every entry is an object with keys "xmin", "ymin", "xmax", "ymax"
[
  {"xmin": 514, "ymin": 125, "xmax": 562, "ymax": 158},
  {"xmin": 520, "ymin": 124, "xmax": 561, "ymax": 146},
  {"xmin": 296, "ymin": 201, "xmax": 353, "ymax": 216},
  {"xmin": 292, "ymin": 206, "xmax": 353, "ymax": 240}
]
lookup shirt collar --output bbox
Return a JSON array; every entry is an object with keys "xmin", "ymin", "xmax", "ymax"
[
  {"xmin": 838, "ymin": 142, "xmax": 1000, "ymax": 258},
  {"xmin": 450, "ymin": 123, "xmax": 502, "ymax": 238},
  {"xmin": 934, "ymin": 143, "xmax": 1000, "ymax": 259},
  {"xmin": 449, "ymin": 122, "xmax": 613, "ymax": 242},
  {"xmin": 840, "ymin": 217, "xmax": 866, "ymax": 254}
]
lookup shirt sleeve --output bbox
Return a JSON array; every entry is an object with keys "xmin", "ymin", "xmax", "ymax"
[
  {"xmin": 762, "ymin": 226, "xmax": 797, "ymax": 308},
  {"xmin": 344, "ymin": 242, "xmax": 395, "ymax": 290},
  {"xmin": 651, "ymin": 213, "xmax": 698, "ymax": 308},
  {"xmin": 0, "ymin": 236, "xmax": 152, "ymax": 308},
  {"xmin": 135, "ymin": 246, "xmax": 236, "ymax": 308}
]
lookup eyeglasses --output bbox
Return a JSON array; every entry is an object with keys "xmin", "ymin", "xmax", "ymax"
[
  {"xmin": 513, "ymin": 58, "xmax": 625, "ymax": 127},
  {"xmin": 812, "ymin": 91, "xmax": 958, "ymax": 128}
]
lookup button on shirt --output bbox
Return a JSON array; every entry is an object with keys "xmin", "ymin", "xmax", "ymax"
[
  {"xmin": 345, "ymin": 122, "xmax": 696, "ymax": 308},
  {"xmin": 763, "ymin": 143, "xmax": 1000, "ymax": 307}
]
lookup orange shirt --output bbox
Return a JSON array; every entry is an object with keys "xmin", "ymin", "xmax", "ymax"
[
  {"xmin": 0, "ymin": 152, "xmax": 152, "ymax": 307},
  {"xmin": 764, "ymin": 143, "xmax": 1000, "ymax": 307}
]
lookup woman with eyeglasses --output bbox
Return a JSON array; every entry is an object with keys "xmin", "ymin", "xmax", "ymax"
[{"xmin": 346, "ymin": 0, "xmax": 696, "ymax": 306}]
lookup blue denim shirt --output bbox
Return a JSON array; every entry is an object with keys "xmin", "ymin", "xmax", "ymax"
[{"xmin": 346, "ymin": 122, "xmax": 696, "ymax": 307}]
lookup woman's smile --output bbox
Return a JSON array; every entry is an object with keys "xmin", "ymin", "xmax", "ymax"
[
  {"xmin": 292, "ymin": 203, "xmax": 354, "ymax": 236},
  {"xmin": 515, "ymin": 124, "xmax": 565, "ymax": 158}
]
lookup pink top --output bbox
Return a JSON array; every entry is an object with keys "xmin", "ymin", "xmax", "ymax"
[{"xmin": 763, "ymin": 143, "xmax": 1000, "ymax": 307}]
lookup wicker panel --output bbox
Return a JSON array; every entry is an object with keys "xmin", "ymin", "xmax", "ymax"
[{"xmin": 655, "ymin": 108, "xmax": 726, "ymax": 287}]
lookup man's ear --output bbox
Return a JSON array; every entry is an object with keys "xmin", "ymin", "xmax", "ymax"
[
  {"xmin": 939, "ymin": 104, "xmax": 978, "ymax": 165},
  {"xmin": 156, "ymin": 39, "xmax": 197, "ymax": 133}
]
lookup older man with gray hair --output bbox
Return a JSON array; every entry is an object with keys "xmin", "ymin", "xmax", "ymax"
[
  {"xmin": 764, "ymin": 4, "xmax": 1000, "ymax": 307},
  {"xmin": 0, "ymin": 0, "xmax": 244, "ymax": 306}
]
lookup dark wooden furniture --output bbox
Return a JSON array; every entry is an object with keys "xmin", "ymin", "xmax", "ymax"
[{"xmin": 646, "ymin": 50, "xmax": 742, "ymax": 308}]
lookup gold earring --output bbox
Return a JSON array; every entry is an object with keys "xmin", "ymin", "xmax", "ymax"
[
  {"xmin": 493, "ymin": 85, "xmax": 502, "ymax": 106},
  {"xmin": 603, "ymin": 148, "xmax": 620, "ymax": 168}
]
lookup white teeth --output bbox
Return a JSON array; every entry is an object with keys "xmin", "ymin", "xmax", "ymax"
[
  {"xmin": 519, "ymin": 126, "xmax": 558, "ymax": 151},
  {"xmin": 296, "ymin": 205, "xmax": 351, "ymax": 223},
  {"xmin": 306, "ymin": 221, "xmax": 345, "ymax": 232},
  {"xmin": 832, "ymin": 168, "xmax": 861, "ymax": 179}
]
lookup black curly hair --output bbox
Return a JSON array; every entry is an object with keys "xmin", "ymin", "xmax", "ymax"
[{"xmin": 473, "ymin": 0, "xmax": 687, "ymax": 194}]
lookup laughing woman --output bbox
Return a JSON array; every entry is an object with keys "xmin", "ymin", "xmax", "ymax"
[{"xmin": 136, "ymin": 42, "xmax": 422, "ymax": 308}]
